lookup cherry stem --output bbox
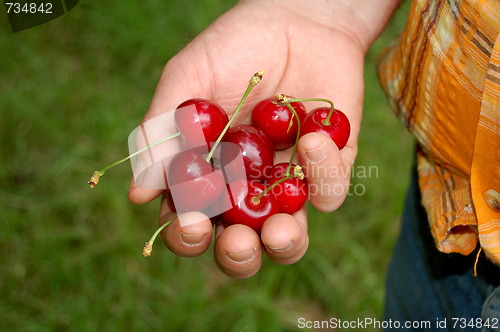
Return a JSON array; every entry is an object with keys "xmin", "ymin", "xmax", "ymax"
[
  {"xmin": 88, "ymin": 131, "xmax": 181, "ymax": 188},
  {"xmin": 90, "ymin": 71, "xmax": 264, "ymax": 187},
  {"xmin": 285, "ymin": 97, "xmax": 335, "ymax": 126},
  {"xmin": 251, "ymin": 165, "xmax": 304, "ymax": 205},
  {"xmin": 205, "ymin": 71, "xmax": 264, "ymax": 162},
  {"xmin": 284, "ymin": 103, "xmax": 301, "ymax": 177},
  {"xmin": 142, "ymin": 216, "xmax": 176, "ymax": 257}
]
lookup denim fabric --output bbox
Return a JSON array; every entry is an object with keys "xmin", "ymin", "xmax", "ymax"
[{"xmin": 383, "ymin": 168, "xmax": 500, "ymax": 331}]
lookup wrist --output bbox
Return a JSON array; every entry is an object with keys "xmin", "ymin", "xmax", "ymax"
[
  {"xmin": 238, "ymin": 0, "xmax": 401, "ymax": 53},
  {"xmin": 332, "ymin": 0, "xmax": 402, "ymax": 51}
]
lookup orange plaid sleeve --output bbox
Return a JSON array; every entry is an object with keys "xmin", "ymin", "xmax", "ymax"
[{"xmin": 377, "ymin": 0, "xmax": 500, "ymax": 265}]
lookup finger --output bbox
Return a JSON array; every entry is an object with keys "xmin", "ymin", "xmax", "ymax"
[
  {"xmin": 128, "ymin": 177, "xmax": 163, "ymax": 204},
  {"xmin": 214, "ymin": 224, "xmax": 262, "ymax": 279},
  {"xmin": 215, "ymin": 223, "xmax": 226, "ymax": 239},
  {"xmin": 161, "ymin": 211, "xmax": 213, "ymax": 258},
  {"xmin": 261, "ymin": 211, "xmax": 309, "ymax": 265},
  {"xmin": 128, "ymin": 109, "xmax": 182, "ymax": 204},
  {"xmin": 298, "ymin": 132, "xmax": 350, "ymax": 212}
]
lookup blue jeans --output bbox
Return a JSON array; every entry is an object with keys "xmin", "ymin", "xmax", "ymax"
[{"xmin": 384, "ymin": 168, "xmax": 500, "ymax": 331}]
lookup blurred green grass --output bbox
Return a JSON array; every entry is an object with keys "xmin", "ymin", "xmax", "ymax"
[{"xmin": 0, "ymin": 1, "xmax": 413, "ymax": 331}]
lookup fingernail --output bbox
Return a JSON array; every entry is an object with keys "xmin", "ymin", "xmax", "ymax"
[
  {"xmin": 305, "ymin": 142, "xmax": 327, "ymax": 164},
  {"xmin": 180, "ymin": 232, "xmax": 207, "ymax": 247},
  {"xmin": 226, "ymin": 247, "xmax": 256, "ymax": 264},
  {"xmin": 267, "ymin": 240, "xmax": 293, "ymax": 253}
]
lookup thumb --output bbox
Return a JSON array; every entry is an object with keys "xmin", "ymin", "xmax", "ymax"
[
  {"xmin": 298, "ymin": 132, "xmax": 351, "ymax": 213},
  {"xmin": 129, "ymin": 55, "xmax": 210, "ymax": 204}
]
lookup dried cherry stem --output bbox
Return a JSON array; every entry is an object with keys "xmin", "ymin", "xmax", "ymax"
[
  {"xmin": 142, "ymin": 216, "xmax": 176, "ymax": 257},
  {"xmin": 251, "ymin": 165, "xmax": 304, "ymax": 205},
  {"xmin": 205, "ymin": 71, "xmax": 264, "ymax": 162},
  {"xmin": 279, "ymin": 95, "xmax": 335, "ymax": 126},
  {"xmin": 88, "ymin": 132, "xmax": 181, "ymax": 188}
]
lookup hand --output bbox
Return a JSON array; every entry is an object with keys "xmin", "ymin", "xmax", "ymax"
[{"xmin": 128, "ymin": 0, "xmax": 394, "ymax": 278}]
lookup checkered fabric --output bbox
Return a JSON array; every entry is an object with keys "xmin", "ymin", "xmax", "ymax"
[{"xmin": 377, "ymin": 0, "xmax": 500, "ymax": 265}]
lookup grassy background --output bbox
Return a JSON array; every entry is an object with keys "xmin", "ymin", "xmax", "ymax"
[{"xmin": 0, "ymin": 1, "xmax": 413, "ymax": 331}]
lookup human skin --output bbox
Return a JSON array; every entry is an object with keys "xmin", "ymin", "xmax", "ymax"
[{"xmin": 128, "ymin": 0, "xmax": 401, "ymax": 278}]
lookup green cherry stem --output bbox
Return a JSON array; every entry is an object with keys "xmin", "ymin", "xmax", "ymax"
[
  {"xmin": 251, "ymin": 165, "xmax": 304, "ymax": 205},
  {"xmin": 280, "ymin": 96, "xmax": 335, "ymax": 126},
  {"xmin": 284, "ymin": 103, "xmax": 301, "ymax": 177},
  {"xmin": 88, "ymin": 131, "xmax": 181, "ymax": 188},
  {"xmin": 205, "ymin": 71, "xmax": 264, "ymax": 162},
  {"xmin": 142, "ymin": 216, "xmax": 176, "ymax": 257}
]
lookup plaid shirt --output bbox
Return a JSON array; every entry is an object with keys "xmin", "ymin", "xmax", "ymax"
[{"xmin": 377, "ymin": 0, "xmax": 500, "ymax": 265}]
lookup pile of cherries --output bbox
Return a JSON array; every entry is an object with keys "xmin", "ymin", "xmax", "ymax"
[{"xmin": 89, "ymin": 72, "xmax": 350, "ymax": 256}]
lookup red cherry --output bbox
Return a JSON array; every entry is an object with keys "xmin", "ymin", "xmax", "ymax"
[
  {"xmin": 267, "ymin": 163, "xmax": 308, "ymax": 215},
  {"xmin": 175, "ymin": 99, "xmax": 229, "ymax": 151},
  {"xmin": 251, "ymin": 96, "xmax": 306, "ymax": 150},
  {"xmin": 221, "ymin": 124, "xmax": 275, "ymax": 182},
  {"xmin": 301, "ymin": 107, "xmax": 350, "ymax": 150},
  {"xmin": 167, "ymin": 149, "xmax": 225, "ymax": 212},
  {"xmin": 222, "ymin": 180, "xmax": 280, "ymax": 233}
]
